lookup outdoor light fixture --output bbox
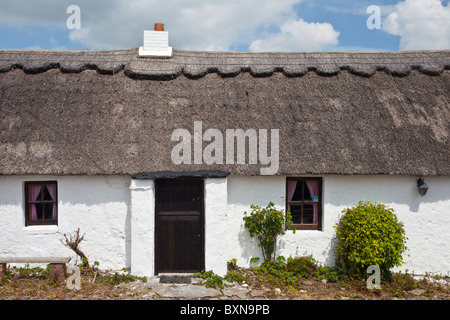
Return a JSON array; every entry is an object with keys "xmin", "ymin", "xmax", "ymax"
[{"xmin": 417, "ymin": 178, "xmax": 429, "ymax": 197}]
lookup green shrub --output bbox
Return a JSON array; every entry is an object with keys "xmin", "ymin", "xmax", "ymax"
[
  {"xmin": 286, "ymin": 256, "xmax": 318, "ymax": 278},
  {"xmin": 316, "ymin": 265, "xmax": 341, "ymax": 283},
  {"xmin": 243, "ymin": 202, "xmax": 294, "ymax": 262},
  {"xmin": 334, "ymin": 201, "xmax": 408, "ymax": 279}
]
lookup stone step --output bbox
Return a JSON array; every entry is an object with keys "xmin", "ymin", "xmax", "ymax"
[{"xmin": 158, "ymin": 273, "xmax": 192, "ymax": 284}]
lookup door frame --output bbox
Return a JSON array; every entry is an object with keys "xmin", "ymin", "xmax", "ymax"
[{"xmin": 154, "ymin": 178, "xmax": 205, "ymax": 274}]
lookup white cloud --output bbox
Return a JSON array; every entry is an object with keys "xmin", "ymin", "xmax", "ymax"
[
  {"xmin": 249, "ymin": 18, "xmax": 340, "ymax": 52},
  {"xmin": 0, "ymin": 0, "xmax": 303, "ymax": 51},
  {"xmin": 25, "ymin": 45, "xmax": 42, "ymax": 50},
  {"xmin": 383, "ymin": 0, "xmax": 450, "ymax": 50}
]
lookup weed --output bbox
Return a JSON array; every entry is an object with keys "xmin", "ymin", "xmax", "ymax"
[
  {"xmin": 225, "ymin": 271, "xmax": 246, "ymax": 284},
  {"xmin": 95, "ymin": 272, "xmax": 147, "ymax": 285},
  {"xmin": 227, "ymin": 259, "xmax": 238, "ymax": 271},
  {"xmin": 192, "ymin": 270, "xmax": 226, "ymax": 289}
]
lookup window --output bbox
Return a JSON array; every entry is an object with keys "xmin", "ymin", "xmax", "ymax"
[
  {"xmin": 25, "ymin": 181, "xmax": 58, "ymax": 226},
  {"xmin": 286, "ymin": 177, "xmax": 322, "ymax": 230}
]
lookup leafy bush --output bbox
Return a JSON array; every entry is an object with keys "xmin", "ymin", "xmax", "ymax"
[
  {"xmin": 334, "ymin": 201, "xmax": 408, "ymax": 279},
  {"xmin": 286, "ymin": 256, "xmax": 318, "ymax": 278},
  {"xmin": 287, "ymin": 256, "xmax": 341, "ymax": 283},
  {"xmin": 316, "ymin": 265, "xmax": 341, "ymax": 283},
  {"xmin": 243, "ymin": 202, "xmax": 294, "ymax": 262}
]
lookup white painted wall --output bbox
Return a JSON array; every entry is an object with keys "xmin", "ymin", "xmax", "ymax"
[
  {"xmin": 0, "ymin": 175, "xmax": 131, "ymax": 270},
  {"xmin": 1, "ymin": 174, "xmax": 449, "ymax": 276},
  {"xmin": 227, "ymin": 175, "xmax": 450, "ymax": 276},
  {"xmin": 204, "ymin": 178, "xmax": 228, "ymax": 276},
  {"xmin": 129, "ymin": 179, "xmax": 155, "ymax": 277}
]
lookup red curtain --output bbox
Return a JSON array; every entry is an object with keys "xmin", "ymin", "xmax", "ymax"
[
  {"xmin": 29, "ymin": 184, "xmax": 41, "ymax": 220},
  {"xmin": 305, "ymin": 180, "xmax": 319, "ymax": 224},
  {"xmin": 46, "ymin": 184, "xmax": 57, "ymax": 219},
  {"xmin": 287, "ymin": 180, "xmax": 297, "ymax": 212}
]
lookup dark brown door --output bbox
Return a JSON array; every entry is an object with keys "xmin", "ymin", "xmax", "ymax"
[{"xmin": 155, "ymin": 179, "xmax": 204, "ymax": 273}]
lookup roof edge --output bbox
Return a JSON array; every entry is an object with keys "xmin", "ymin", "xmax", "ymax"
[{"xmin": 0, "ymin": 48, "xmax": 449, "ymax": 79}]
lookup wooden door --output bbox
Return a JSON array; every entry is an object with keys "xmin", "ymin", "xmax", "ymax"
[{"xmin": 155, "ymin": 179, "xmax": 204, "ymax": 273}]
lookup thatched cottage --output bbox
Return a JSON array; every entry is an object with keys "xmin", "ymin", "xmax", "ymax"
[{"xmin": 0, "ymin": 26, "xmax": 449, "ymax": 277}]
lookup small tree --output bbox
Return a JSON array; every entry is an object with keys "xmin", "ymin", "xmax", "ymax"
[
  {"xmin": 243, "ymin": 202, "xmax": 294, "ymax": 262},
  {"xmin": 334, "ymin": 201, "xmax": 408, "ymax": 279}
]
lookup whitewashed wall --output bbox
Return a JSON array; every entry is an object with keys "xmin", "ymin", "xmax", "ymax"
[
  {"xmin": 1, "ymin": 174, "xmax": 449, "ymax": 276},
  {"xmin": 129, "ymin": 179, "xmax": 155, "ymax": 276},
  {"xmin": 0, "ymin": 175, "xmax": 131, "ymax": 270},
  {"xmin": 204, "ymin": 178, "xmax": 228, "ymax": 276},
  {"xmin": 227, "ymin": 175, "xmax": 450, "ymax": 276}
]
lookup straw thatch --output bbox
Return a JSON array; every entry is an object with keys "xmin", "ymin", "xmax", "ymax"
[
  {"xmin": 0, "ymin": 49, "xmax": 449, "ymax": 78},
  {"xmin": 0, "ymin": 49, "xmax": 449, "ymax": 176}
]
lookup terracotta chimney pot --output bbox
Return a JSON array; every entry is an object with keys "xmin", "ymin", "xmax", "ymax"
[{"xmin": 154, "ymin": 23, "xmax": 164, "ymax": 31}]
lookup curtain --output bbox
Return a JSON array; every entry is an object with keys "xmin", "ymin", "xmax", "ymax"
[
  {"xmin": 287, "ymin": 180, "xmax": 297, "ymax": 211},
  {"xmin": 29, "ymin": 184, "xmax": 41, "ymax": 220},
  {"xmin": 46, "ymin": 184, "xmax": 57, "ymax": 219},
  {"xmin": 305, "ymin": 180, "xmax": 319, "ymax": 224}
]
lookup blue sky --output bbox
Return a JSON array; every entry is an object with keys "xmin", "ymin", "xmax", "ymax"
[{"xmin": 0, "ymin": 0, "xmax": 449, "ymax": 52}]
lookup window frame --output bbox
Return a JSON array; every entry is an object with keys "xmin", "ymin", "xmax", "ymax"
[
  {"xmin": 286, "ymin": 177, "xmax": 322, "ymax": 231},
  {"xmin": 24, "ymin": 181, "xmax": 58, "ymax": 226}
]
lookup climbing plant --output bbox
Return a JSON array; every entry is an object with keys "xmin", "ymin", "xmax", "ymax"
[{"xmin": 243, "ymin": 202, "xmax": 294, "ymax": 262}]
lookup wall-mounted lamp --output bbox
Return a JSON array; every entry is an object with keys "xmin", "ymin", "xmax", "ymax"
[{"xmin": 417, "ymin": 178, "xmax": 429, "ymax": 197}]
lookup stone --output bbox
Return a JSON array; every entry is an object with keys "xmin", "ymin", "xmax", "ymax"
[
  {"xmin": 407, "ymin": 288, "xmax": 426, "ymax": 296},
  {"xmin": 116, "ymin": 282, "xmax": 129, "ymax": 289},
  {"xmin": 142, "ymin": 292, "xmax": 156, "ymax": 299},
  {"xmin": 154, "ymin": 284, "xmax": 222, "ymax": 299},
  {"xmin": 222, "ymin": 286, "xmax": 248, "ymax": 299},
  {"xmin": 159, "ymin": 274, "xmax": 191, "ymax": 284},
  {"xmin": 431, "ymin": 278, "xmax": 449, "ymax": 287},
  {"xmin": 249, "ymin": 289, "xmax": 265, "ymax": 297},
  {"xmin": 132, "ymin": 282, "xmax": 150, "ymax": 294},
  {"xmin": 146, "ymin": 277, "xmax": 161, "ymax": 287},
  {"xmin": 274, "ymin": 288, "xmax": 281, "ymax": 295}
]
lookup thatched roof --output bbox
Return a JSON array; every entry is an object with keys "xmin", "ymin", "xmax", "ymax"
[
  {"xmin": 0, "ymin": 48, "xmax": 449, "ymax": 176},
  {"xmin": 1, "ymin": 49, "xmax": 449, "ymax": 78}
]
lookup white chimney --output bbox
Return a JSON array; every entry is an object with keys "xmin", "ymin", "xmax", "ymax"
[{"xmin": 139, "ymin": 23, "xmax": 173, "ymax": 57}]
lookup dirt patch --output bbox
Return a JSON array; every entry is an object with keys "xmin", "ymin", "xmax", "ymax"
[{"xmin": 0, "ymin": 267, "xmax": 448, "ymax": 300}]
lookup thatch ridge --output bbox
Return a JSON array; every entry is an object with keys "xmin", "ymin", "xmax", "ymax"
[{"xmin": 0, "ymin": 49, "xmax": 449, "ymax": 80}]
